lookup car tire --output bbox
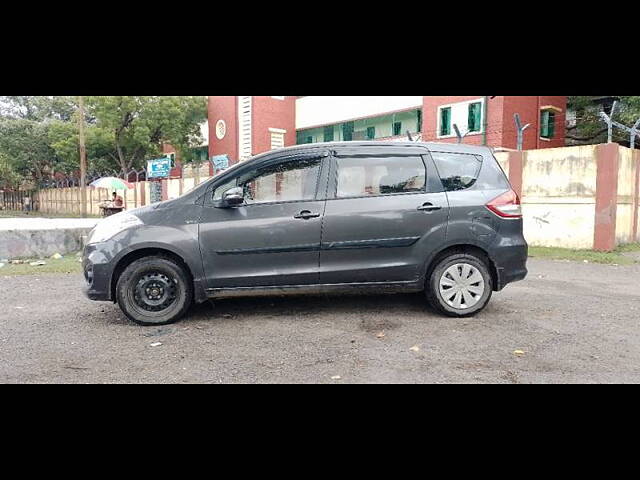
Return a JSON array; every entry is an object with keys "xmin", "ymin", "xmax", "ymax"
[
  {"xmin": 426, "ymin": 252, "xmax": 493, "ymax": 317},
  {"xmin": 116, "ymin": 256, "xmax": 193, "ymax": 326}
]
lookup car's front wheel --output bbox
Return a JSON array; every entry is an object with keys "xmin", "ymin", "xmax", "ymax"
[
  {"xmin": 116, "ymin": 256, "xmax": 193, "ymax": 326},
  {"xmin": 426, "ymin": 252, "xmax": 493, "ymax": 317}
]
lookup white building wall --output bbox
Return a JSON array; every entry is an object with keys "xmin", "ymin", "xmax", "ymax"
[
  {"xmin": 199, "ymin": 121, "xmax": 209, "ymax": 147},
  {"xmin": 238, "ymin": 96, "xmax": 252, "ymax": 161},
  {"xmin": 296, "ymin": 96, "xmax": 423, "ymax": 129}
]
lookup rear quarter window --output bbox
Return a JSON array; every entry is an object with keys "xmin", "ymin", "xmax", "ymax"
[{"xmin": 431, "ymin": 152, "xmax": 483, "ymax": 191}]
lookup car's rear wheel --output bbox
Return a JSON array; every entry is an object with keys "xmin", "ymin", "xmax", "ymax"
[
  {"xmin": 426, "ymin": 252, "xmax": 493, "ymax": 317},
  {"xmin": 116, "ymin": 256, "xmax": 193, "ymax": 326}
]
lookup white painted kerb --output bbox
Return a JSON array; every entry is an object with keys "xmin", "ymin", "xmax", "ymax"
[{"xmin": 0, "ymin": 218, "xmax": 100, "ymax": 231}]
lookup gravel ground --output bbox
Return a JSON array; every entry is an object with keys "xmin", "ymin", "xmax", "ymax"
[{"xmin": 1, "ymin": 258, "xmax": 639, "ymax": 384}]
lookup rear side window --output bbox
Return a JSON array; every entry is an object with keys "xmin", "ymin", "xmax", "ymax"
[
  {"xmin": 336, "ymin": 156, "xmax": 426, "ymax": 198},
  {"xmin": 431, "ymin": 152, "xmax": 482, "ymax": 191}
]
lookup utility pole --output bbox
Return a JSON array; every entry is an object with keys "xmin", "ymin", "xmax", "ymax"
[{"xmin": 78, "ymin": 96, "xmax": 87, "ymax": 217}]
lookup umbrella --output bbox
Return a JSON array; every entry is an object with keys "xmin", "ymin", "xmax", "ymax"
[{"xmin": 90, "ymin": 177, "xmax": 135, "ymax": 190}]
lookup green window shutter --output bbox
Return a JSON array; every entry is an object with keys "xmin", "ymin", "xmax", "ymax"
[
  {"xmin": 440, "ymin": 107, "xmax": 451, "ymax": 136},
  {"xmin": 393, "ymin": 122, "xmax": 402, "ymax": 136},
  {"xmin": 366, "ymin": 126, "xmax": 376, "ymax": 140},
  {"xmin": 468, "ymin": 104, "xmax": 475, "ymax": 132},
  {"xmin": 540, "ymin": 111, "xmax": 552, "ymax": 138},
  {"xmin": 342, "ymin": 121, "xmax": 354, "ymax": 141},
  {"xmin": 468, "ymin": 103, "xmax": 481, "ymax": 132},
  {"xmin": 323, "ymin": 126, "xmax": 334, "ymax": 142}
]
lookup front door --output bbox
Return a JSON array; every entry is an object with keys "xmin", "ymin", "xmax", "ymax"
[
  {"xmin": 199, "ymin": 153, "xmax": 328, "ymax": 289},
  {"xmin": 319, "ymin": 148, "xmax": 449, "ymax": 285}
]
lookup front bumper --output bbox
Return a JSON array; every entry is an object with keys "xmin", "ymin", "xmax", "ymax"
[{"xmin": 82, "ymin": 243, "xmax": 116, "ymax": 302}]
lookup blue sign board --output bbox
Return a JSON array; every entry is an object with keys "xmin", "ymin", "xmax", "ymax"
[
  {"xmin": 147, "ymin": 157, "xmax": 171, "ymax": 178},
  {"xmin": 211, "ymin": 154, "xmax": 229, "ymax": 172}
]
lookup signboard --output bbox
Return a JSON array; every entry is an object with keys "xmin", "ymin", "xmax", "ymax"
[
  {"xmin": 211, "ymin": 154, "xmax": 229, "ymax": 172},
  {"xmin": 147, "ymin": 157, "xmax": 171, "ymax": 178}
]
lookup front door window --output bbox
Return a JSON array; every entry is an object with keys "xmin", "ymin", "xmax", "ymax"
[{"xmin": 239, "ymin": 158, "xmax": 321, "ymax": 204}]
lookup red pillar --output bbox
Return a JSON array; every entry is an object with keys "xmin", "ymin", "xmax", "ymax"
[{"xmin": 593, "ymin": 143, "xmax": 620, "ymax": 251}]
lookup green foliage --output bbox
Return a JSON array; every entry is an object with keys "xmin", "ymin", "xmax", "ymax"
[
  {"xmin": 47, "ymin": 120, "xmax": 117, "ymax": 174},
  {"xmin": 85, "ymin": 96, "xmax": 207, "ymax": 172},
  {"xmin": 568, "ymin": 96, "xmax": 640, "ymax": 146},
  {"xmin": 0, "ymin": 96, "xmax": 208, "ymax": 186},
  {"xmin": 0, "ymin": 96, "xmax": 76, "ymax": 122},
  {"xmin": 0, "ymin": 152, "xmax": 21, "ymax": 189},
  {"xmin": 0, "ymin": 118, "xmax": 58, "ymax": 182}
]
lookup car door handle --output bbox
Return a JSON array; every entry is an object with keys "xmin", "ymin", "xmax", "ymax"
[
  {"xmin": 418, "ymin": 203, "xmax": 442, "ymax": 212},
  {"xmin": 294, "ymin": 210, "xmax": 320, "ymax": 220}
]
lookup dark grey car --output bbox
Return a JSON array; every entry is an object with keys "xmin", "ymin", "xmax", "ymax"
[{"xmin": 82, "ymin": 142, "xmax": 527, "ymax": 326}]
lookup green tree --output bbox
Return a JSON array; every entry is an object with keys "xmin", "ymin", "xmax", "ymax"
[
  {"xmin": 0, "ymin": 96, "xmax": 208, "ymax": 183},
  {"xmin": 0, "ymin": 152, "xmax": 21, "ymax": 190},
  {"xmin": 0, "ymin": 96, "xmax": 76, "ymax": 122},
  {"xmin": 48, "ymin": 119, "xmax": 117, "ymax": 174},
  {"xmin": 567, "ymin": 96, "xmax": 640, "ymax": 146},
  {"xmin": 0, "ymin": 118, "xmax": 58, "ymax": 182},
  {"xmin": 85, "ymin": 96, "xmax": 207, "ymax": 172}
]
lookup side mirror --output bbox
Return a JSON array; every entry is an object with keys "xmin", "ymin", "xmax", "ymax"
[{"xmin": 216, "ymin": 186, "xmax": 244, "ymax": 208}]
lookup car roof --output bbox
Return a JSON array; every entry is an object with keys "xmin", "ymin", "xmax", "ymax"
[
  {"xmin": 186, "ymin": 140, "xmax": 493, "ymax": 201},
  {"xmin": 250, "ymin": 141, "xmax": 493, "ymax": 161}
]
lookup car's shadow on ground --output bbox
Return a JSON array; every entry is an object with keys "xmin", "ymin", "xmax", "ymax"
[
  {"xmin": 186, "ymin": 292, "xmax": 434, "ymax": 321},
  {"xmin": 94, "ymin": 291, "xmax": 508, "ymax": 328}
]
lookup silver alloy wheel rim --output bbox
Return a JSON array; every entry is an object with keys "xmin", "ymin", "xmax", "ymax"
[{"xmin": 438, "ymin": 263, "xmax": 485, "ymax": 310}]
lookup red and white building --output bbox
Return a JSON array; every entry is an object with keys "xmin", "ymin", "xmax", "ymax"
[{"xmin": 208, "ymin": 96, "xmax": 567, "ymax": 172}]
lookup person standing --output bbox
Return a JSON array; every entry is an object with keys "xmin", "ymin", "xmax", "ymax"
[{"xmin": 23, "ymin": 194, "xmax": 31, "ymax": 213}]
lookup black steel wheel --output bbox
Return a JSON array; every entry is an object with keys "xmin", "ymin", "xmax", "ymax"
[{"xmin": 116, "ymin": 256, "xmax": 193, "ymax": 326}]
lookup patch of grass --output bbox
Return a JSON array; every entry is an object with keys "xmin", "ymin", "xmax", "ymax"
[
  {"xmin": 528, "ymin": 246, "xmax": 636, "ymax": 265},
  {"xmin": 616, "ymin": 243, "xmax": 640, "ymax": 253},
  {"xmin": 0, "ymin": 254, "xmax": 82, "ymax": 276}
]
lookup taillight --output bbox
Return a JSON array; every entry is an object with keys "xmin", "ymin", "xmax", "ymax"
[{"xmin": 486, "ymin": 189, "xmax": 522, "ymax": 218}]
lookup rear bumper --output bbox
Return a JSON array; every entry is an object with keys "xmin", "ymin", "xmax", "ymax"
[{"xmin": 491, "ymin": 242, "xmax": 528, "ymax": 291}]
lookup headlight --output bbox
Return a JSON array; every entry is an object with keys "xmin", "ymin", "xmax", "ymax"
[{"xmin": 87, "ymin": 213, "xmax": 143, "ymax": 244}]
